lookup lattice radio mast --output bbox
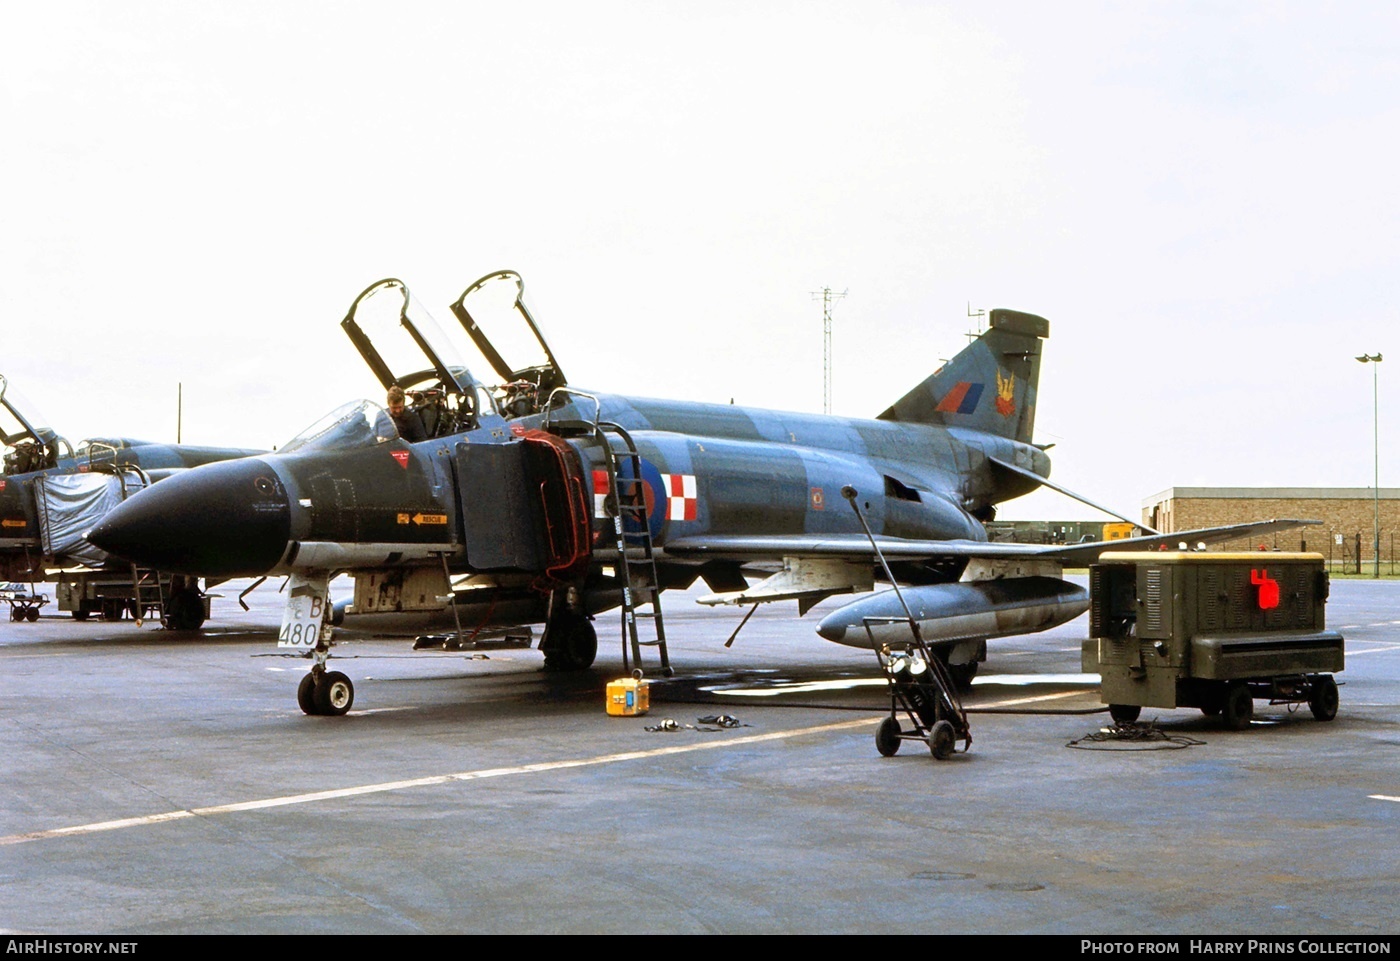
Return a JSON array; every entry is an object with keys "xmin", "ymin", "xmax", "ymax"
[{"xmin": 812, "ymin": 287, "xmax": 847, "ymax": 413}]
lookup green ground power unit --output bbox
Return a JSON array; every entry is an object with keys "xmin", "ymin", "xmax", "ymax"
[{"xmin": 1082, "ymin": 551, "xmax": 1343, "ymax": 729}]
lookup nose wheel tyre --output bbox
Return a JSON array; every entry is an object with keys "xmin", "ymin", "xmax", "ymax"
[
  {"xmin": 299, "ymin": 670, "xmax": 354, "ymax": 716},
  {"xmin": 314, "ymin": 671, "xmax": 355, "ymax": 716},
  {"xmin": 297, "ymin": 672, "xmax": 319, "ymax": 715}
]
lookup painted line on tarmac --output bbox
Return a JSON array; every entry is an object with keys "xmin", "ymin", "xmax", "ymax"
[
  {"xmin": 0, "ymin": 717, "xmax": 879, "ymax": 847},
  {"xmin": 1345, "ymin": 643, "xmax": 1400, "ymax": 655},
  {"xmin": 981, "ymin": 690, "xmax": 1086, "ymax": 708},
  {"xmin": 1370, "ymin": 795, "xmax": 1400, "ymax": 804}
]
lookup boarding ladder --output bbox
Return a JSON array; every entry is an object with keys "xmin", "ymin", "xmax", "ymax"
[
  {"xmin": 596, "ymin": 421, "xmax": 672, "ymax": 676},
  {"xmin": 542, "ymin": 391, "xmax": 671, "ymax": 675},
  {"xmin": 108, "ymin": 464, "xmax": 163, "ymax": 627},
  {"xmin": 130, "ymin": 566, "xmax": 165, "ymax": 627}
]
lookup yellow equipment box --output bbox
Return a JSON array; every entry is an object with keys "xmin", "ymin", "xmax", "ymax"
[{"xmin": 606, "ymin": 671, "xmax": 649, "ymax": 716}]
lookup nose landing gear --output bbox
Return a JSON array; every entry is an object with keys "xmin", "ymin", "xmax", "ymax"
[
  {"xmin": 298, "ymin": 667, "xmax": 355, "ymax": 716},
  {"xmin": 281, "ymin": 571, "xmax": 355, "ymax": 717}
]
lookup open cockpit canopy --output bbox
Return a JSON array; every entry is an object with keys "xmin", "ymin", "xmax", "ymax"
[
  {"xmin": 451, "ymin": 270, "xmax": 566, "ymax": 418},
  {"xmin": 340, "ymin": 279, "xmax": 476, "ymax": 394},
  {"xmin": 0, "ymin": 375, "xmax": 72, "ymax": 475},
  {"xmin": 339, "ymin": 279, "xmax": 498, "ymax": 437}
]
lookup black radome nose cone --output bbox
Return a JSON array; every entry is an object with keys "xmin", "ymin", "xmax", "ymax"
[{"xmin": 88, "ymin": 458, "xmax": 291, "ymax": 577}]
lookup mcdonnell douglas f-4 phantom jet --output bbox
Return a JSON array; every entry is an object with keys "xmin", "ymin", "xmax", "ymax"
[
  {"xmin": 0, "ymin": 374, "xmax": 263, "ymax": 626},
  {"xmin": 89, "ymin": 272, "xmax": 1309, "ymax": 714}
]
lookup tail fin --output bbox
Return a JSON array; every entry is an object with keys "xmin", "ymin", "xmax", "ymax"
[{"xmin": 877, "ymin": 308, "xmax": 1048, "ymax": 444}]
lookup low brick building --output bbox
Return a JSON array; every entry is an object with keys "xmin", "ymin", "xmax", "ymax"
[{"xmin": 1141, "ymin": 487, "xmax": 1400, "ymax": 569}]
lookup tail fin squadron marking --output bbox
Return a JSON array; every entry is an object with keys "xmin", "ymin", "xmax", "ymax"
[
  {"xmin": 995, "ymin": 370, "xmax": 1016, "ymax": 418},
  {"xmin": 878, "ymin": 308, "xmax": 1047, "ymax": 444}
]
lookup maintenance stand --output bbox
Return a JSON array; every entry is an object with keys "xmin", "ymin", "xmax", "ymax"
[{"xmin": 1082, "ymin": 551, "xmax": 1343, "ymax": 730}]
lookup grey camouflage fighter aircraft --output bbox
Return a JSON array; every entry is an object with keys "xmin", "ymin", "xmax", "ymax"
[
  {"xmin": 88, "ymin": 271, "xmax": 1310, "ymax": 714},
  {"xmin": 0, "ymin": 374, "xmax": 263, "ymax": 626}
]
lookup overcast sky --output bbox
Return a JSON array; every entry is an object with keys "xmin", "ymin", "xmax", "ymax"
[{"xmin": 4, "ymin": 2, "xmax": 1397, "ymax": 522}]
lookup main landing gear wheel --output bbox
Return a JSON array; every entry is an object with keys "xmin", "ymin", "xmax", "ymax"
[
  {"xmin": 929, "ymin": 720, "xmax": 957, "ymax": 760},
  {"xmin": 875, "ymin": 716, "xmax": 901, "ymax": 757},
  {"xmin": 164, "ymin": 590, "xmax": 206, "ymax": 631},
  {"xmin": 944, "ymin": 659, "xmax": 978, "ymax": 692},
  {"xmin": 542, "ymin": 615, "xmax": 598, "ymax": 672},
  {"xmin": 1309, "ymin": 675, "xmax": 1339, "ymax": 722},
  {"xmin": 1109, "ymin": 703, "xmax": 1142, "ymax": 724},
  {"xmin": 1222, "ymin": 683, "xmax": 1253, "ymax": 731}
]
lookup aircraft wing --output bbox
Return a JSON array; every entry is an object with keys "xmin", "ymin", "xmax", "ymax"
[
  {"xmin": 667, "ymin": 534, "xmax": 1048, "ymax": 562},
  {"xmin": 664, "ymin": 518, "xmax": 1320, "ymax": 566},
  {"xmin": 1035, "ymin": 518, "xmax": 1320, "ymax": 564}
]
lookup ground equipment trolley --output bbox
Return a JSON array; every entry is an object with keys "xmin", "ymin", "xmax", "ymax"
[
  {"xmin": 842, "ymin": 485, "xmax": 971, "ymax": 760},
  {"xmin": 1, "ymin": 582, "xmax": 48, "ymax": 622},
  {"xmin": 1082, "ymin": 551, "xmax": 1343, "ymax": 729}
]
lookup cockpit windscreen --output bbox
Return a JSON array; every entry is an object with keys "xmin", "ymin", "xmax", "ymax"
[{"xmin": 278, "ymin": 400, "xmax": 397, "ymax": 456}]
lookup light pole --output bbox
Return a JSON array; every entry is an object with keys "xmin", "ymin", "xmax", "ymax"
[{"xmin": 1356, "ymin": 353, "xmax": 1383, "ymax": 578}]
